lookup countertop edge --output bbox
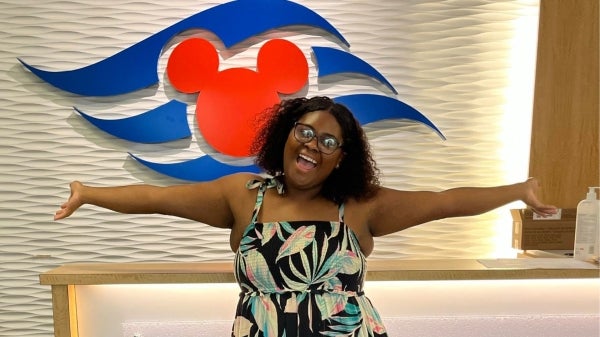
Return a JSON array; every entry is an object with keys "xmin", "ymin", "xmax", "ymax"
[{"xmin": 39, "ymin": 259, "xmax": 600, "ymax": 285}]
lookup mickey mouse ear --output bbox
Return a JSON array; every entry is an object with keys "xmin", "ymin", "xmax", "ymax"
[
  {"xmin": 257, "ymin": 39, "xmax": 308, "ymax": 94},
  {"xmin": 167, "ymin": 38, "xmax": 219, "ymax": 93}
]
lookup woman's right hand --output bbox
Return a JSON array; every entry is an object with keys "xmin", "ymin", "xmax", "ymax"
[{"xmin": 54, "ymin": 181, "xmax": 84, "ymax": 220}]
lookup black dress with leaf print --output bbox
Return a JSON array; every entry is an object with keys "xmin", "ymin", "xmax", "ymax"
[{"xmin": 231, "ymin": 178, "xmax": 387, "ymax": 337}]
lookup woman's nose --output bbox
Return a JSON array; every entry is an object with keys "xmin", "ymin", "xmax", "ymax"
[{"xmin": 305, "ymin": 137, "xmax": 319, "ymax": 151}]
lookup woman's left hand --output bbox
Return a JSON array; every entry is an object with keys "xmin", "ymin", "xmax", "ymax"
[{"xmin": 522, "ymin": 178, "xmax": 557, "ymax": 217}]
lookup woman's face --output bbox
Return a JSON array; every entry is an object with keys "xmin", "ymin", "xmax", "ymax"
[{"xmin": 283, "ymin": 110, "xmax": 344, "ymax": 193}]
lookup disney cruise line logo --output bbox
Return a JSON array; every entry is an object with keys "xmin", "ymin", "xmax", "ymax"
[{"xmin": 19, "ymin": 0, "xmax": 444, "ymax": 181}]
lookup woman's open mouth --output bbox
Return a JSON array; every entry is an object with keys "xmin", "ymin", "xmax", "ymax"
[{"xmin": 297, "ymin": 153, "xmax": 317, "ymax": 171}]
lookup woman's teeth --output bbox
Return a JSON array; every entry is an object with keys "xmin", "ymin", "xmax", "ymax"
[{"xmin": 298, "ymin": 154, "xmax": 317, "ymax": 169}]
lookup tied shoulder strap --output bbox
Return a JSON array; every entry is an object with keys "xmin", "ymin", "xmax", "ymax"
[
  {"xmin": 245, "ymin": 176, "xmax": 285, "ymax": 224},
  {"xmin": 245, "ymin": 176, "xmax": 285, "ymax": 195}
]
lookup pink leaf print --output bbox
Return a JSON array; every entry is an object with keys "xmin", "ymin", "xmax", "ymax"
[{"xmin": 276, "ymin": 225, "xmax": 316, "ymax": 261}]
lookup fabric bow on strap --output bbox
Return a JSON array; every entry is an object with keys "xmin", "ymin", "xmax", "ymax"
[{"xmin": 245, "ymin": 175, "xmax": 285, "ymax": 195}]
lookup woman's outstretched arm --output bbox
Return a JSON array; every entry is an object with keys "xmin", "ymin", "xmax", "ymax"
[
  {"xmin": 368, "ymin": 177, "xmax": 557, "ymax": 237},
  {"xmin": 53, "ymin": 173, "xmax": 253, "ymax": 228}
]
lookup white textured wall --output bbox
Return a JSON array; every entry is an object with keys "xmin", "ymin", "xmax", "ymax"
[{"xmin": 0, "ymin": 1, "xmax": 541, "ymax": 336}]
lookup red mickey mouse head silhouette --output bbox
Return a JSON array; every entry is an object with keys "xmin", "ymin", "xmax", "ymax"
[{"xmin": 167, "ymin": 38, "xmax": 308, "ymax": 157}]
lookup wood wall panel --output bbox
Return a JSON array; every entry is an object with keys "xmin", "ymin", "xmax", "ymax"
[{"xmin": 530, "ymin": 0, "xmax": 599, "ymax": 208}]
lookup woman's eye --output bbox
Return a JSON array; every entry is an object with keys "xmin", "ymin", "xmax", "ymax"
[
  {"xmin": 322, "ymin": 137, "xmax": 337, "ymax": 148},
  {"xmin": 301, "ymin": 129, "xmax": 314, "ymax": 138}
]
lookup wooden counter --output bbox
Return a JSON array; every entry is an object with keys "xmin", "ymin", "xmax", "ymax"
[
  {"xmin": 40, "ymin": 259, "xmax": 599, "ymax": 337},
  {"xmin": 40, "ymin": 258, "xmax": 599, "ymax": 286}
]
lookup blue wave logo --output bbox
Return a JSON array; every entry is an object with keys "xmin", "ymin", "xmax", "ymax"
[{"xmin": 19, "ymin": 0, "xmax": 444, "ymax": 181}]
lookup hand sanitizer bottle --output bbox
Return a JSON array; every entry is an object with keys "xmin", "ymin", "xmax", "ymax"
[{"xmin": 574, "ymin": 187, "xmax": 600, "ymax": 262}]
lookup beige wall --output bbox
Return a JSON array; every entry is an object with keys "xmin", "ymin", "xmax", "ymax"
[{"xmin": 530, "ymin": 0, "xmax": 599, "ymax": 208}]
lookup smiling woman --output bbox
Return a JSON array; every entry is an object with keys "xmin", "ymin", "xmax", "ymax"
[
  {"xmin": 252, "ymin": 97, "xmax": 379, "ymax": 205},
  {"xmin": 53, "ymin": 96, "xmax": 556, "ymax": 337}
]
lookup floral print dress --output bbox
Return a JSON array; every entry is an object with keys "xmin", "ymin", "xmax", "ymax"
[{"xmin": 232, "ymin": 178, "xmax": 387, "ymax": 337}]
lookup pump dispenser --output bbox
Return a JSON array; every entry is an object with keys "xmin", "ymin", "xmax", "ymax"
[{"xmin": 574, "ymin": 187, "xmax": 600, "ymax": 262}]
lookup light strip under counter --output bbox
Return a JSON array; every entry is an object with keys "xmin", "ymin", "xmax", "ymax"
[{"xmin": 39, "ymin": 259, "xmax": 600, "ymax": 337}]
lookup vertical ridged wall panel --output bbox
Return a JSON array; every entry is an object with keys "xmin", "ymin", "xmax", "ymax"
[{"xmin": 0, "ymin": 1, "xmax": 539, "ymax": 336}]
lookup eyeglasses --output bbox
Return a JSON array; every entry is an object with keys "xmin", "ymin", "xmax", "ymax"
[{"xmin": 293, "ymin": 122, "xmax": 343, "ymax": 155}]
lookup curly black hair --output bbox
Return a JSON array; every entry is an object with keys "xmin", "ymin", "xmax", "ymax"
[{"xmin": 251, "ymin": 96, "xmax": 380, "ymax": 203}]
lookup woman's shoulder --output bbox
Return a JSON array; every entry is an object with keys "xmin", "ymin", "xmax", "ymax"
[
  {"xmin": 221, "ymin": 172, "xmax": 263, "ymax": 182},
  {"xmin": 344, "ymin": 185, "xmax": 397, "ymax": 217},
  {"xmin": 216, "ymin": 172, "xmax": 264, "ymax": 189}
]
